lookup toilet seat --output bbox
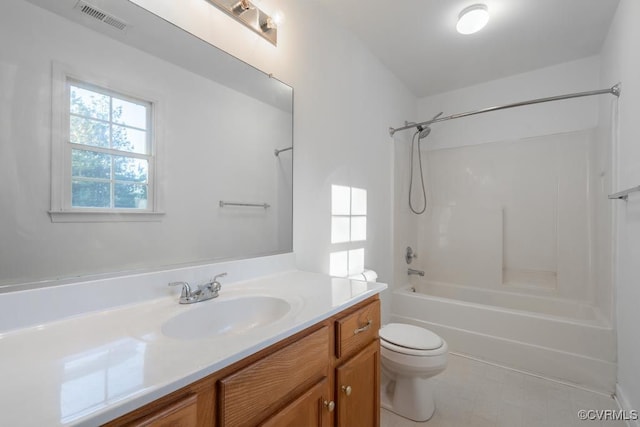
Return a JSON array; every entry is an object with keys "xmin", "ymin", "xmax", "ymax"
[{"xmin": 380, "ymin": 323, "xmax": 445, "ymax": 356}]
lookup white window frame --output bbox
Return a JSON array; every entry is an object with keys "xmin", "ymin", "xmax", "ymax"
[{"xmin": 49, "ymin": 62, "xmax": 164, "ymax": 222}]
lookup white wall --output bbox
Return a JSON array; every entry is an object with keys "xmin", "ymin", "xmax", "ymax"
[
  {"xmin": 599, "ymin": 0, "xmax": 640, "ymax": 418},
  {"xmin": 0, "ymin": 0, "xmax": 293, "ymax": 285}
]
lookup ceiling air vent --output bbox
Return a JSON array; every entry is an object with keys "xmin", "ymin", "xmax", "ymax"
[{"xmin": 74, "ymin": 1, "xmax": 128, "ymax": 31}]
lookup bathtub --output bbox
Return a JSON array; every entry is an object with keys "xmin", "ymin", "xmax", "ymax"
[{"xmin": 390, "ymin": 280, "xmax": 616, "ymax": 393}]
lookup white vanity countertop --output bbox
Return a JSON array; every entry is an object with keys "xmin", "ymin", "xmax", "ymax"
[{"xmin": 0, "ymin": 270, "xmax": 386, "ymax": 427}]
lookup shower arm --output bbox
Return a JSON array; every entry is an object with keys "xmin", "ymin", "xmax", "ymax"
[{"xmin": 389, "ymin": 84, "xmax": 621, "ymax": 137}]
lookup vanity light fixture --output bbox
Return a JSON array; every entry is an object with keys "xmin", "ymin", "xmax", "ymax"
[
  {"xmin": 456, "ymin": 4, "xmax": 490, "ymax": 35},
  {"xmin": 206, "ymin": 0, "xmax": 278, "ymax": 45}
]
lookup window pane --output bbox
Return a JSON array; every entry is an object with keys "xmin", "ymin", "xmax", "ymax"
[
  {"xmin": 351, "ymin": 216, "xmax": 367, "ymax": 241},
  {"xmin": 330, "ymin": 251, "xmax": 348, "ymax": 277},
  {"xmin": 331, "ymin": 185, "xmax": 351, "ymax": 215},
  {"xmin": 112, "ymin": 98, "xmax": 147, "ymax": 130},
  {"xmin": 114, "ymin": 156, "xmax": 148, "ymax": 183},
  {"xmin": 72, "ymin": 180, "xmax": 110, "ymax": 208},
  {"xmin": 72, "ymin": 149, "xmax": 111, "ymax": 179},
  {"xmin": 70, "ymin": 116, "xmax": 109, "ymax": 148},
  {"xmin": 70, "ymin": 85, "xmax": 109, "ymax": 120},
  {"xmin": 351, "ymin": 187, "xmax": 367, "ymax": 215},
  {"xmin": 331, "ymin": 217, "xmax": 350, "ymax": 243},
  {"xmin": 348, "ymin": 248, "xmax": 365, "ymax": 276},
  {"xmin": 115, "ymin": 183, "xmax": 148, "ymax": 208},
  {"xmin": 112, "ymin": 125, "xmax": 148, "ymax": 154}
]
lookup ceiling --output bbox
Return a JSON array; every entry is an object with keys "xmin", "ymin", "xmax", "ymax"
[{"xmin": 315, "ymin": 0, "xmax": 620, "ymax": 97}]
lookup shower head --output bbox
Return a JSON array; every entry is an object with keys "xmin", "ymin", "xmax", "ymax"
[
  {"xmin": 417, "ymin": 126, "xmax": 431, "ymax": 139},
  {"xmin": 405, "ymin": 121, "xmax": 431, "ymax": 139},
  {"xmin": 410, "ymin": 111, "xmax": 444, "ymax": 139}
]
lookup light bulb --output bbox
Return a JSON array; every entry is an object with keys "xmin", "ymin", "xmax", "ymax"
[
  {"xmin": 456, "ymin": 4, "xmax": 490, "ymax": 35},
  {"xmin": 271, "ymin": 10, "xmax": 285, "ymax": 27}
]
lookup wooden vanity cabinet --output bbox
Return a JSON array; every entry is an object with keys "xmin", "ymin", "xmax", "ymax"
[{"xmin": 105, "ymin": 295, "xmax": 380, "ymax": 427}]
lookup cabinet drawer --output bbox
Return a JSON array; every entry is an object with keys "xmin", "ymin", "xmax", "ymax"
[
  {"xmin": 218, "ymin": 326, "xmax": 329, "ymax": 427},
  {"xmin": 335, "ymin": 299, "xmax": 380, "ymax": 359}
]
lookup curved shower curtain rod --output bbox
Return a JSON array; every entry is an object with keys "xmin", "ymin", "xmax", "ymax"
[{"xmin": 389, "ymin": 83, "xmax": 621, "ymax": 137}]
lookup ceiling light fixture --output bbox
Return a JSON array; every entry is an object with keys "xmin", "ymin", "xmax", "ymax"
[{"xmin": 456, "ymin": 4, "xmax": 490, "ymax": 35}]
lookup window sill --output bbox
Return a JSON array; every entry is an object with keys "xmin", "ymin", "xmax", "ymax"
[{"xmin": 48, "ymin": 210, "xmax": 165, "ymax": 223}]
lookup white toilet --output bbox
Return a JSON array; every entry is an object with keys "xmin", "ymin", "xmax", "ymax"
[{"xmin": 379, "ymin": 323, "xmax": 448, "ymax": 422}]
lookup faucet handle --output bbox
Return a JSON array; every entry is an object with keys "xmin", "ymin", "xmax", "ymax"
[
  {"xmin": 199, "ymin": 273, "xmax": 227, "ymax": 294},
  {"xmin": 168, "ymin": 281, "xmax": 191, "ymax": 299},
  {"xmin": 213, "ymin": 272, "xmax": 227, "ymax": 282},
  {"xmin": 210, "ymin": 272, "xmax": 227, "ymax": 293}
]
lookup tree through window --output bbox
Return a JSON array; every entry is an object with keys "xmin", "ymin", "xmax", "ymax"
[{"xmin": 68, "ymin": 80, "xmax": 152, "ymax": 209}]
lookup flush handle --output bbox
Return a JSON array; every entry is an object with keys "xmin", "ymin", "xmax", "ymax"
[
  {"xmin": 341, "ymin": 385, "xmax": 352, "ymax": 396},
  {"xmin": 323, "ymin": 400, "xmax": 335, "ymax": 412},
  {"xmin": 353, "ymin": 319, "xmax": 372, "ymax": 335}
]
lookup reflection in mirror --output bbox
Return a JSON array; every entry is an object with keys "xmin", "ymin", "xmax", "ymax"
[{"xmin": 0, "ymin": 0, "xmax": 293, "ymax": 291}]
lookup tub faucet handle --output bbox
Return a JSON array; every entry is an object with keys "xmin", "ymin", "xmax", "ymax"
[{"xmin": 406, "ymin": 246, "xmax": 418, "ymax": 264}]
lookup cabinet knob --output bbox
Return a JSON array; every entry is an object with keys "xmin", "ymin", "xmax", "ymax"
[
  {"xmin": 323, "ymin": 400, "xmax": 335, "ymax": 412},
  {"xmin": 341, "ymin": 385, "xmax": 352, "ymax": 396}
]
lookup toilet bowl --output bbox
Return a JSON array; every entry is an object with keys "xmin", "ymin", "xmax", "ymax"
[{"xmin": 379, "ymin": 323, "xmax": 448, "ymax": 422}]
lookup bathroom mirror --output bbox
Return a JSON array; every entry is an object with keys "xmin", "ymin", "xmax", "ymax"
[{"xmin": 0, "ymin": 0, "xmax": 293, "ymax": 290}]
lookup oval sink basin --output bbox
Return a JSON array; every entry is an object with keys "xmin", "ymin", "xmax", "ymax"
[{"xmin": 162, "ymin": 296, "xmax": 291, "ymax": 340}]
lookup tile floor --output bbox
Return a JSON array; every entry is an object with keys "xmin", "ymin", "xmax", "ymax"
[{"xmin": 381, "ymin": 354, "xmax": 626, "ymax": 427}]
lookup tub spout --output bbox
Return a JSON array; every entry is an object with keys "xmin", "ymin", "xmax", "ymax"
[{"xmin": 408, "ymin": 268, "xmax": 425, "ymax": 277}]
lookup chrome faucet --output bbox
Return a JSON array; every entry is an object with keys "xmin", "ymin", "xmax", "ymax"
[
  {"xmin": 408, "ymin": 268, "xmax": 425, "ymax": 277},
  {"xmin": 169, "ymin": 273, "xmax": 227, "ymax": 304}
]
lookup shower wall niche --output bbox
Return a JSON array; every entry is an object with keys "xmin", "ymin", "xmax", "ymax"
[{"xmin": 418, "ymin": 129, "xmax": 596, "ymax": 302}]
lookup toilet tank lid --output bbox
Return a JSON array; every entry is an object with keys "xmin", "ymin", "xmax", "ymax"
[{"xmin": 379, "ymin": 323, "xmax": 443, "ymax": 350}]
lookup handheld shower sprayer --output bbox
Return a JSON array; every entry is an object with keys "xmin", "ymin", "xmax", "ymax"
[{"xmin": 408, "ymin": 111, "xmax": 443, "ymax": 215}]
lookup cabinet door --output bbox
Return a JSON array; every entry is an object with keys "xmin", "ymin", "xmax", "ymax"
[
  {"xmin": 335, "ymin": 340, "xmax": 380, "ymax": 427},
  {"xmin": 260, "ymin": 378, "xmax": 331, "ymax": 427},
  {"xmin": 130, "ymin": 394, "xmax": 198, "ymax": 427}
]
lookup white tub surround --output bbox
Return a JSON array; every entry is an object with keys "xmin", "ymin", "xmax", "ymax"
[
  {"xmin": 0, "ymin": 268, "xmax": 386, "ymax": 427},
  {"xmin": 393, "ymin": 58, "xmax": 619, "ymax": 397}
]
